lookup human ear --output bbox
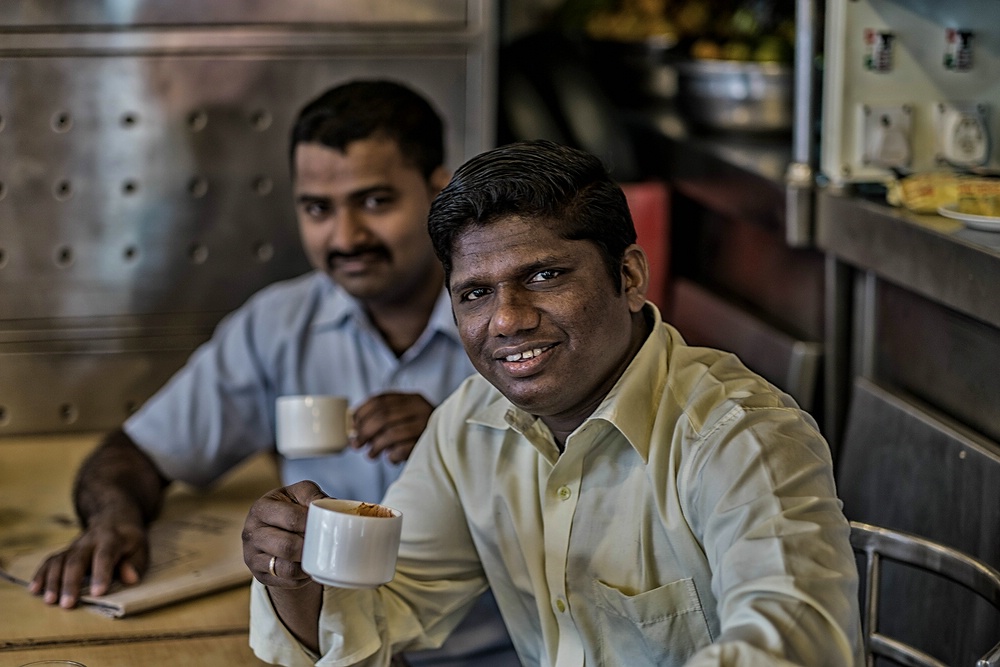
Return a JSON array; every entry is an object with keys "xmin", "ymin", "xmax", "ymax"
[{"xmin": 621, "ymin": 244, "xmax": 649, "ymax": 312}]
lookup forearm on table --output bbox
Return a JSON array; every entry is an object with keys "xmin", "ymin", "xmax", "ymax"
[{"xmin": 72, "ymin": 428, "xmax": 171, "ymax": 528}]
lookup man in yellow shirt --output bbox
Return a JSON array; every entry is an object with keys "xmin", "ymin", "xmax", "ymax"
[{"xmin": 242, "ymin": 140, "xmax": 864, "ymax": 666}]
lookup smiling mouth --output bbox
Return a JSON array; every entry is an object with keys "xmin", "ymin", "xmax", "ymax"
[
  {"xmin": 492, "ymin": 344, "xmax": 557, "ymax": 379},
  {"xmin": 502, "ymin": 345, "xmax": 554, "ymax": 362}
]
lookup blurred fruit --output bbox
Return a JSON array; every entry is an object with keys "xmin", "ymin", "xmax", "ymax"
[
  {"xmin": 753, "ymin": 34, "xmax": 792, "ymax": 62},
  {"xmin": 776, "ymin": 18, "xmax": 796, "ymax": 43},
  {"xmin": 691, "ymin": 37, "xmax": 723, "ymax": 60},
  {"xmin": 729, "ymin": 7, "xmax": 758, "ymax": 37},
  {"xmin": 721, "ymin": 40, "xmax": 753, "ymax": 61},
  {"xmin": 577, "ymin": 0, "xmax": 795, "ymax": 64},
  {"xmin": 676, "ymin": 1, "xmax": 711, "ymax": 35},
  {"xmin": 584, "ymin": 0, "xmax": 678, "ymax": 42}
]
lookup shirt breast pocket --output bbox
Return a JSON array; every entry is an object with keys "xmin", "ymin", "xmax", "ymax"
[{"xmin": 592, "ymin": 577, "xmax": 713, "ymax": 665}]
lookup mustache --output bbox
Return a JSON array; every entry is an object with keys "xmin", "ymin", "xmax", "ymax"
[{"xmin": 325, "ymin": 245, "xmax": 390, "ymax": 268}]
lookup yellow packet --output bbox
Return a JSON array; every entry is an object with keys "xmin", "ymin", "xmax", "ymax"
[{"xmin": 886, "ymin": 172, "xmax": 962, "ymax": 213}]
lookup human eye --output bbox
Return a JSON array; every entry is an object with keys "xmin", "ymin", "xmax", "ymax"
[
  {"xmin": 299, "ymin": 199, "xmax": 330, "ymax": 220},
  {"xmin": 362, "ymin": 192, "xmax": 395, "ymax": 211},
  {"xmin": 460, "ymin": 286, "xmax": 491, "ymax": 303},
  {"xmin": 528, "ymin": 269, "xmax": 562, "ymax": 283}
]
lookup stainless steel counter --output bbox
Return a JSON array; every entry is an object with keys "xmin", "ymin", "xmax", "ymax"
[
  {"xmin": 816, "ymin": 188, "xmax": 1000, "ymax": 447},
  {"xmin": 817, "ymin": 190, "xmax": 1000, "ymax": 329}
]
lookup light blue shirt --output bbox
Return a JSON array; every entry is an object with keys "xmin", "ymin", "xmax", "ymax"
[
  {"xmin": 126, "ymin": 271, "xmax": 517, "ymax": 667},
  {"xmin": 125, "ymin": 270, "xmax": 475, "ymax": 501}
]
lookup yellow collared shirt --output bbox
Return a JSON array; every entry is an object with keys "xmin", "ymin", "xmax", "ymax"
[{"xmin": 251, "ymin": 304, "xmax": 863, "ymax": 667}]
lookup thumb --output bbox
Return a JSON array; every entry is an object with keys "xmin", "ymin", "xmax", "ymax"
[{"xmin": 284, "ymin": 479, "xmax": 329, "ymax": 507}]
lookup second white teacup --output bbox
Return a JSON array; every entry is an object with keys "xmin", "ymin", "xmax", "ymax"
[
  {"xmin": 301, "ymin": 498, "xmax": 403, "ymax": 589},
  {"xmin": 275, "ymin": 395, "xmax": 351, "ymax": 459}
]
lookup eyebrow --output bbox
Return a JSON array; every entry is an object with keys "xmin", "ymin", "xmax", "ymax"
[
  {"xmin": 295, "ymin": 184, "xmax": 396, "ymax": 207},
  {"xmin": 295, "ymin": 193, "xmax": 328, "ymax": 207}
]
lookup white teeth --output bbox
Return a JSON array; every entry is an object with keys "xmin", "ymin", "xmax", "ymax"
[{"xmin": 505, "ymin": 347, "xmax": 544, "ymax": 362}]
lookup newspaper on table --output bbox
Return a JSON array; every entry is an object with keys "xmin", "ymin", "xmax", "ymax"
[{"xmin": 0, "ymin": 494, "xmax": 252, "ymax": 618}]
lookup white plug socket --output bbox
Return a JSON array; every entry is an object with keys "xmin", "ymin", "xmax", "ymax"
[
  {"xmin": 934, "ymin": 102, "xmax": 989, "ymax": 167},
  {"xmin": 859, "ymin": 104, "xmax": 913, "ymax": 170}
]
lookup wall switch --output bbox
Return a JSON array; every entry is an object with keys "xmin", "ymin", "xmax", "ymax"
[
  {"xmin": 934, "ymin": 102, "xmax": 989, "ymax": 167},
  {"xmin": 943, "ymin": 29, "xmax": 974, "ymax": 71},
  {"xmin": 859, "ymin": 104, "xmax": 913, "ymax": 169},
  {"xmin": 864, "ymin": 29, "xmax": 895, "ymax": 72}
]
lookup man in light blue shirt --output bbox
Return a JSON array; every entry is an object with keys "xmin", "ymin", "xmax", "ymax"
[
  {"xmin": 124, "ymin": 271, "xmax": 473, "ymax": 502},
  {"xmin": 30, "ymin": 80, "xmax": 517, "ymax": 667}
]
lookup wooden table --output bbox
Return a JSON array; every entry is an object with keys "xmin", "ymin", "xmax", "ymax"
[{"xmin": 0, "ymin": 433, "xmax": 281, "ymax": 666}]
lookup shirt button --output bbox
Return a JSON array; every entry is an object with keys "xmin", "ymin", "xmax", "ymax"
[
  {"xmin": 556, "ymin": 599, "xmax": 566, "ymax": 613},
  {"xmin": 558, "ymin": 486, "xmax": 571, "ymax": 500}
]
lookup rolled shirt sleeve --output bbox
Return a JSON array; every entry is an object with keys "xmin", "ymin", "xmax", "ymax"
[{"xmin": 678, "ymin": 402, "xmax": 862, "ymax": 665}]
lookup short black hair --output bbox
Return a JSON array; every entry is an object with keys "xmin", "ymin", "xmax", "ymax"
[
  {"xmin": 290, "ymin": 80, "xmax": 444, "ymax": 179},
  {"xmin": 428, "ymin": 140, "xmax": 636, "ymax": 291}
]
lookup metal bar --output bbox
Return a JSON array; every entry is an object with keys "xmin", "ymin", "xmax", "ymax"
[{"xmin": 783, "ymin": 0, "xmax": 819, "ymax": 247}]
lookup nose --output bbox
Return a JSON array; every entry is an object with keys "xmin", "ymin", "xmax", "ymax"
[
  {"xmin": 326, "ymin": 208, "xmax": 370, "ymax": 250},
  {"xmin": 489, "ymin": 286, "xmax": 540, "ymax": 337}
]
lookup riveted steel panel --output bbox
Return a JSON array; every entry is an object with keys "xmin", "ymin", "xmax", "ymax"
[{"xmin": 0, "ymin": 0, "xmax": 497, "ymax": 435}]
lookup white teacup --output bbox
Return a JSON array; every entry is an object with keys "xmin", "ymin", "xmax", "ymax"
[
  {"xmin": 275, "ymin": 395, "xmax": 351, "ymax": 459},
  {"xmin": 301, "ymin": 498, "xmax": 403, "ymax": 589}
]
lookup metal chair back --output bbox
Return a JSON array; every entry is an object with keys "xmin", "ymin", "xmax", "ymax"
[{"xmin": 850, "ymin": 521, "xmax": 1000, "ymax": 667}]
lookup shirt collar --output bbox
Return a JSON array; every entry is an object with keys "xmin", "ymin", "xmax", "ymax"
[
  {"xmin": 425, "ymin": 287, "xmax": 464, "ymax": 347},
  {"xmin": 585, "ymin": 303, "xmax": 671, "ymax": 463},
  {"xmin": 312, "ymin": 275, "xmax": 359, "ymax": 328},
  {"xmin": 468, "ymin": 302, "xmax": 672, "ymax": 463}
]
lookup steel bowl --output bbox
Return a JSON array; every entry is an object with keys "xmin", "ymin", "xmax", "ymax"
[{"xmin": 675, "ymin": 59, "xmax": 792, "ymax": 133}]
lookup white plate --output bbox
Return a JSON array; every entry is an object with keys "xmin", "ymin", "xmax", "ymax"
[{"xmin": 938, "ymin": 204, "xmax": 1000, "ymax": 231}]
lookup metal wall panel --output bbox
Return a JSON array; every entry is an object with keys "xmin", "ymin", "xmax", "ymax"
[
  {"xmin": 0, "ymin": 0, "xmax": 497, "ymax": 434},
  {"xmin": 0, "ymin": 1, "xmax": 467, "ymax": 27},
  {"xmin": 872, "ymin": 278, "xmax": 1000, "ymax": 445}
]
